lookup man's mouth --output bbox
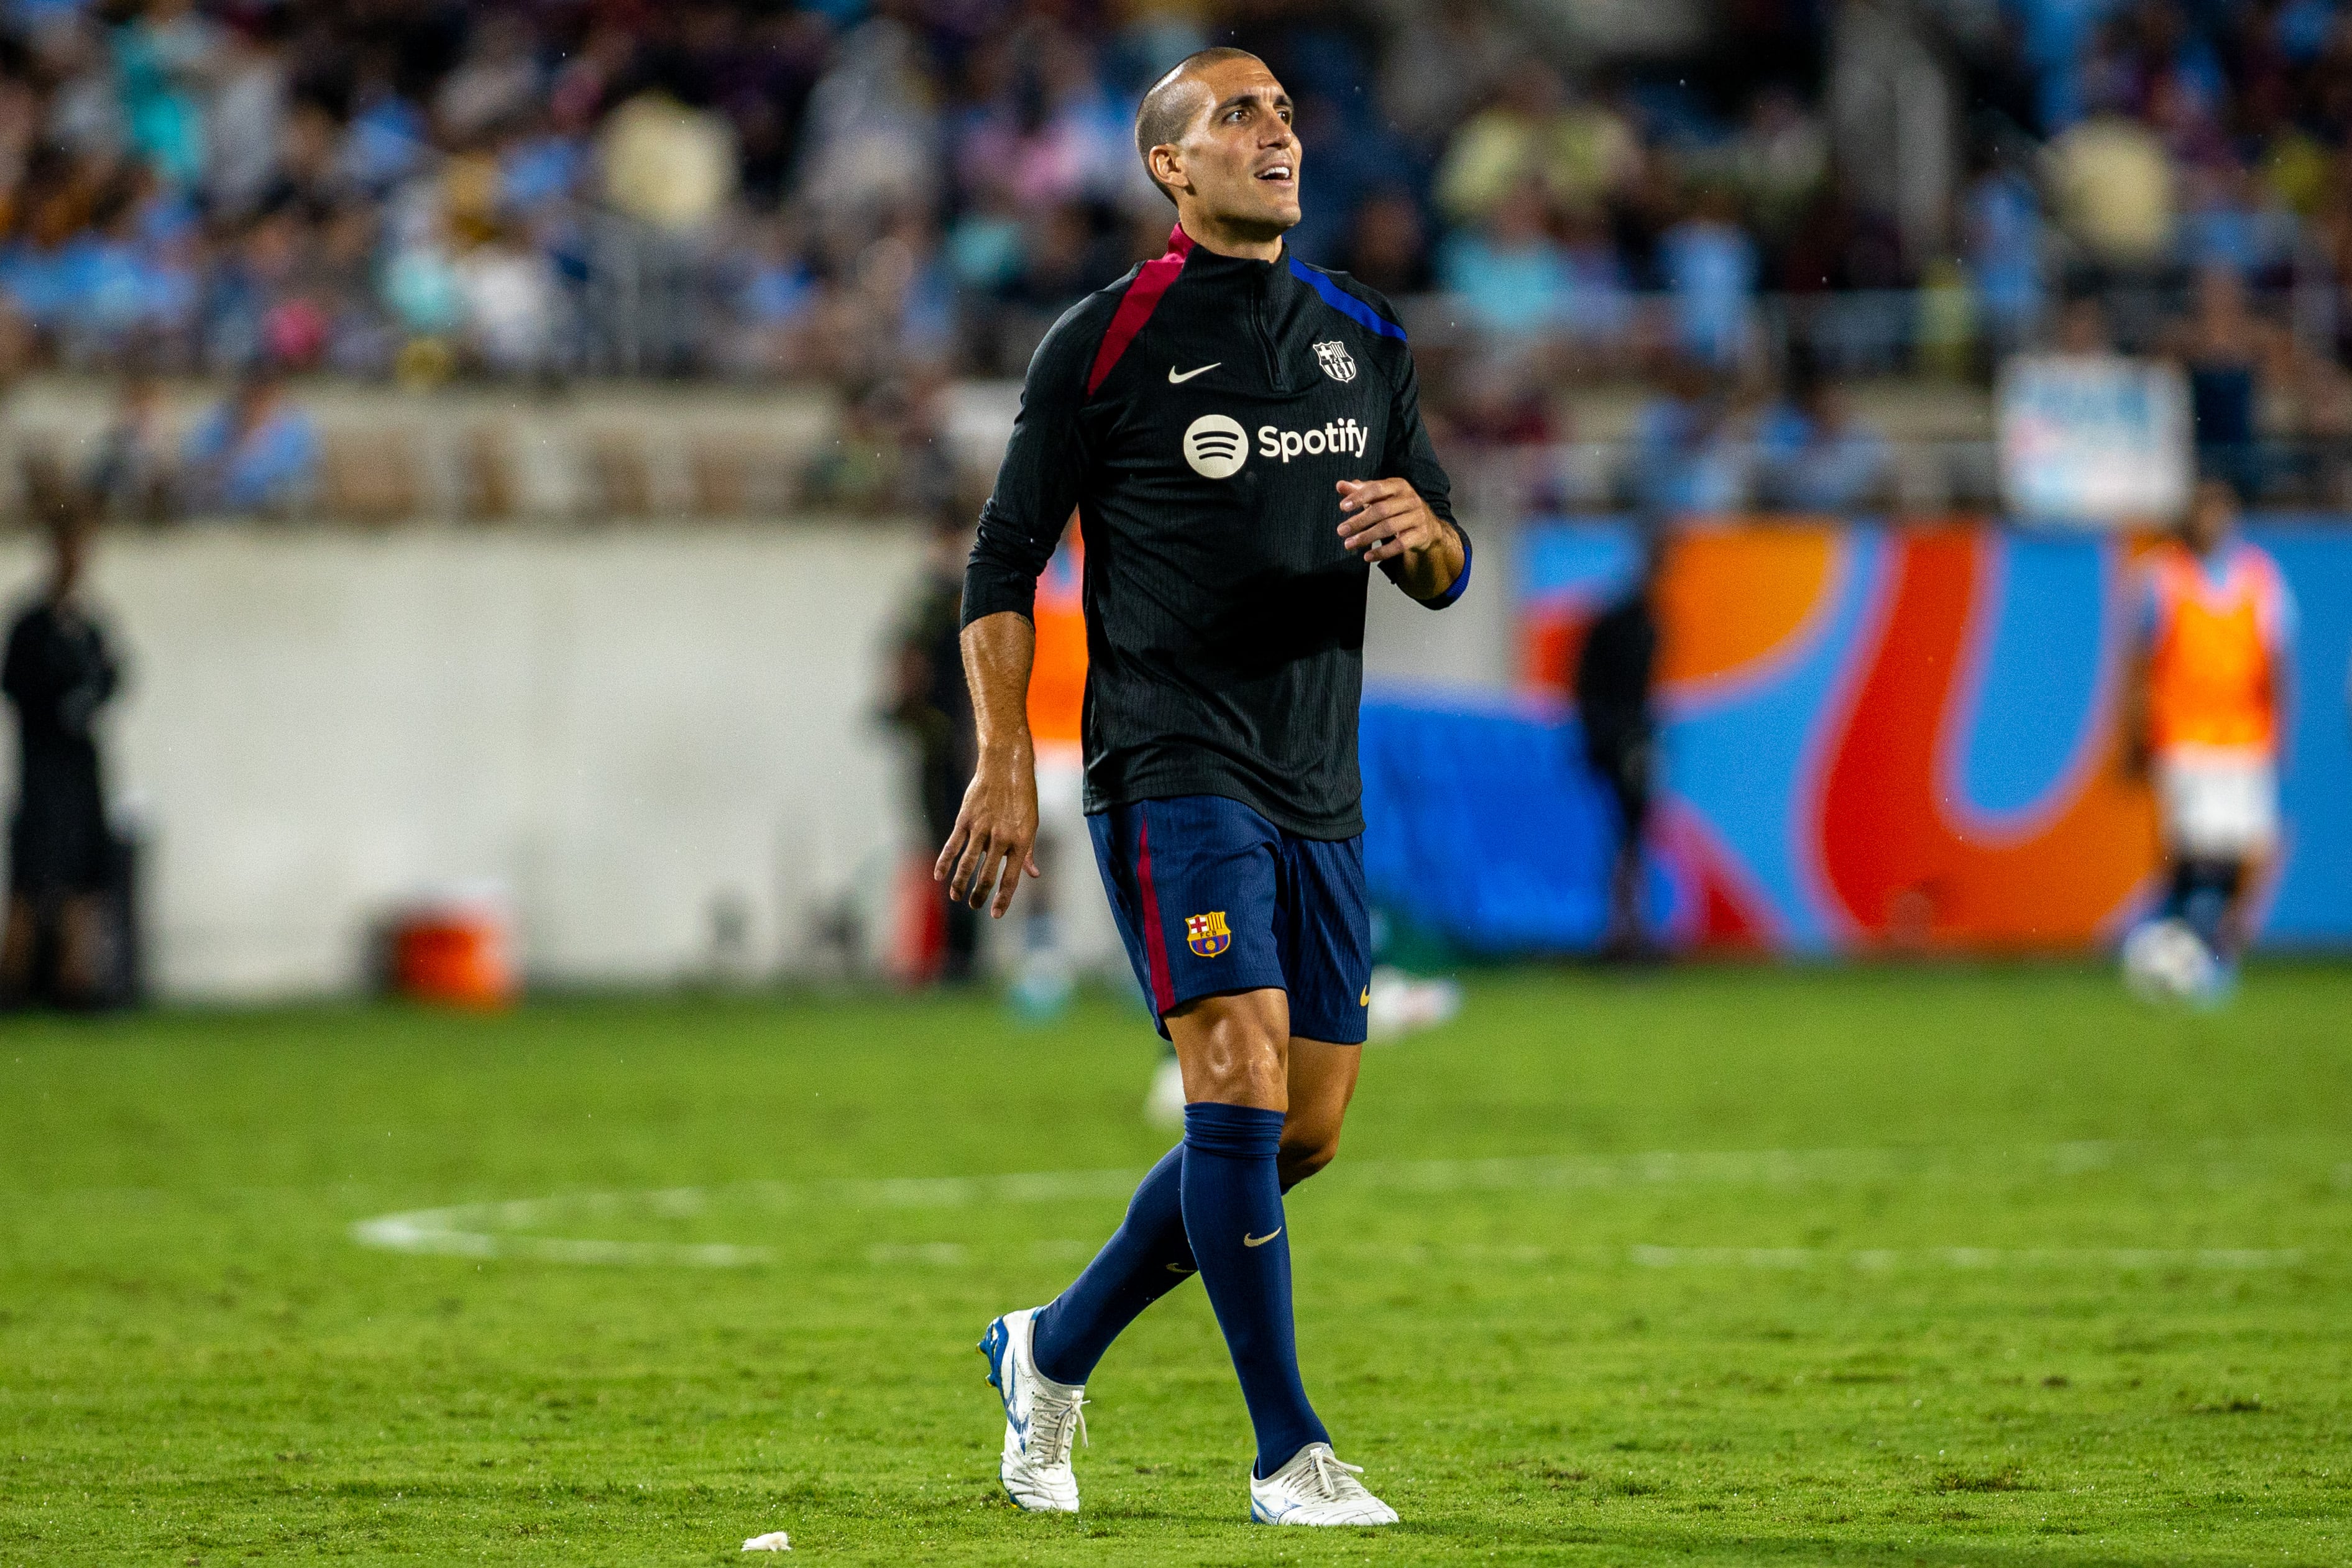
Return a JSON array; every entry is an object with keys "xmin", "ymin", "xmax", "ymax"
[{"xmin": 1255, "ymin": 162, "xmax": 1294, "ymax": 186}]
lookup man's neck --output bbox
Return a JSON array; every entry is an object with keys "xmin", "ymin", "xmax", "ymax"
[{"xmin": 1174, "ymin": 207, "xmax": 1287, "ymax": 263}]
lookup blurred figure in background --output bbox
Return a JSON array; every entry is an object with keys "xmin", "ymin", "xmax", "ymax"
[
  {"xmin": 1658, "ymin": 187, "xmax": 1758, "ymax": 370},
  {"xmin": 1574, "ymin": 534, "xmax": 1664, "ymax": 960},
  {"xmin": 2164, "ymin": 267, "xmax": 2266, "ymax": 500},
  {"xmin": 2127, "ymin": 479, "xmax": 2294, "ymax": 980},
  {"xmin": 2, "ymin": 468, "xmax": 122, "ymax": 1008},
  {"xmin": 1013, "ymin": 521, "xmax": 1086, "ymax": 1020},
  {"xmin": 1962, "ymin": 145, "xmax": 2046, "ymax": 359},
  {"xmin": 1756, "ymin": 352, "xmax": 1894, "ymax": 511},
  {"xmin": 86, "ymin": 374, "xmax": 177, "ymax": 523},
  {"xmin": 885, "ymin": 511, "xmax": 980, "ymax": 983},
  {"xmin": 1630, "ymin": 356, "xmax": 1746, "ymax": 516},
  {"xmin": 178, "ymin": 367, "xmax": 318, "ymax": 517}
]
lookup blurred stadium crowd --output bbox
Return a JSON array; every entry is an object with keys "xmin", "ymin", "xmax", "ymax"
[
  {"xmin": 1, "ymin": 2, "xmax": 2351, "ymax": 383},
  {"xmin": 2, "ymin": 0, "xmax": 2352, "ymax": 523}
]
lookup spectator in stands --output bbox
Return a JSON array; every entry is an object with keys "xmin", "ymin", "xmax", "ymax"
[
  {"xmin": 1574, "ymin": 533, "xmax": 1664, "ymax": 961},
  {"xmin": 733, "ymin": 214, "xmax": 821, "ymax": 376},
  {"xmin": 1438, "ymin": 176, "xmax": 1566, "ymax": 339},
  {"xmin": 1557, "ymin": 205, "xmax": 1636, "ymax": 360},
  {"xmin": 1436, "ymin": 58, "xmax": 1637, "ymax": 227},
  {"xmin": 452, "ymin": 226, "xmax": 558, "ymax": 377},
  {"xmin": 1659, "ymin": 187, "xmax": 1759, "ymax": 369},
  {"xmin": 178, "ymin": 367, "xmax": 318, "ymax": 518},
  {"xmin": 2165, "ymin": 267, "xmax": 2269, "ymax": 497},
  {"xmin": 1631, "ymin": 355, "xmax": 1747, "ymax": 516},
  {"xmin": 1729, "ymin": 86, "xmax": 1829, "ymax": 251},
  {"xmin": 1757, "ymin": 353, "xmax": 1895, "ymax": 511},
  {"xmin": 601, "ymin": 93, "xmax": 738, "ymax": 234},
  {"xmin": 2177, "ymin": 163, "xmax": 2293, "ymax": 280},
  {"xmin": 86, "ymin": 374, "xmax": 173, "ymax": 524},
  {"xmin": 2046, "ymin": 99, "xmax": 2176, "ymax": 275},
  {"xmin": 2, "ymin": 465, "xmax": 122, "ymax": 1009},
  {"xmin": 1380, "ymin": 0, "xmax": 1520, "ymax": 155},
  {"xmin": 797, "ymin": 11, "xmax": 941, "ymax": 226},
  {"xmin": 2052, "ymin": 291, "xmax": 2116, "ymax": 355},
  {"xmin": 1963, "ymin": 147, "xmax": 2047, "ymax": 356},
  {"xmin": 1338, "ymin": 187, "xmax": 1435, "ymax": 298}
]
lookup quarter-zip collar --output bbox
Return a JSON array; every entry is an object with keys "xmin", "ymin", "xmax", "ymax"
[
  {"xmin": 1165, "ymin": 223, "xmax": 1295, "ymax": 392},
  {"xmin": 1170, "ymin": 224, "xmax": 1288, "ymax": 293}
]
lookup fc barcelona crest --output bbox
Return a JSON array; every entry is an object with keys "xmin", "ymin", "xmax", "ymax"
[
  {"xmin": 1185, "ymin": 910, "xmax": 1232, "ymax": 958},
  {"xmin": 1313, "ymin": 339, "xmax": 1356, "ymax": 382}
]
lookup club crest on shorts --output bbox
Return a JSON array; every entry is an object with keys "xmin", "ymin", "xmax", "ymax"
[
  {"xmin": 1185, "ymin": 910, "xmax": 1231, "ymax": 958},
  {"xmin": 1313, "ymin": 339, "xmax": 1356, "ymax": 382}
]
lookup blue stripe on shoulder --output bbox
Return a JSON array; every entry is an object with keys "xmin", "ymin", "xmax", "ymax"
[{"xmin": 1289, "ymin": 259, "xmax": 1406, "ymax": 340}]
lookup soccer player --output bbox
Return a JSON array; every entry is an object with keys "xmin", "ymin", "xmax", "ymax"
[
  {"xmin": 2126, "ymin": 477, "xmax": 2295, "ymax": 974},
  {"xmin": 1574, "ymin": 533, "xmax": 1664, "ymax": 960},
  {"xmin": 937, "ymin": 47, "xmax": 1468, "ymax": 1527},
  {"xmin": 2, "ymin": 477, "xmax": 122, "ymax": 1007}
]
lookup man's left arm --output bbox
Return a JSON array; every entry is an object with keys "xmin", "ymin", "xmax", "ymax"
[{"xmin": 1336, "ymin": 346, "xmax": 1469, "ymax": 606}]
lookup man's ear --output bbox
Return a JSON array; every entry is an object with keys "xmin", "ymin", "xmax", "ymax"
[{"xmin": 1151, "ymin": 143, "xmax": 1187, "ymax": 198}]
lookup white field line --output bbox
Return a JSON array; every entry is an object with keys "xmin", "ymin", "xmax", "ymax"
[
  {"xmin": 348, "ymin": 1139, "xmax": 2330, "ymax": 1271},
  {"xmin": 849, "ymin": 1239, "xmax": 2312, "ymax": 1272}
]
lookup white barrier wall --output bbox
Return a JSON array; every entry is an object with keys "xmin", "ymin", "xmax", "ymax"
[{"xmin": 0, "ymin": 520, "xmax": 1512, "ymax": 1000}]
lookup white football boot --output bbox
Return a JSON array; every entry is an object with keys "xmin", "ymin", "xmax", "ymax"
[
  {"xmin": 978, "ymin": 1307, "xmax": 1087, "ymax": 1512},
  {"xmin": 1249, "ymin": 1442, "xmax": 1399, "ymax": 1526}
]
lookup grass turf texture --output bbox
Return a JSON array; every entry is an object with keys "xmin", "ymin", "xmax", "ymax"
[{"xmin": 3, "ymin": 966, "xmax": 2350, "ymax": 1565}]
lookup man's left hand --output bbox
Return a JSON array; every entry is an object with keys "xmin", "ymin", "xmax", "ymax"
[
  {"xmin": 1336, "ymin": 478, "xmax": 1443, "ymax": 562},
  {"xmin": 1337, "ymin": 478, "xmax": 1463, "ymax": 600}
]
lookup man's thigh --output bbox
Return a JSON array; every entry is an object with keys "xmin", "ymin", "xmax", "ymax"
[
  {"xmin": 1274, "ymin": 833, "xmax": 1372, "ymax": 1046},
  {"xmin": 1089, "ymin": 797, "xmax": 1287, "ymax": 1037}
]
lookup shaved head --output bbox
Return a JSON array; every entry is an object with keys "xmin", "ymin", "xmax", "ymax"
[{"xmin": 1136, "ymin": 47, "xmax": 1266, "ymax": 204}]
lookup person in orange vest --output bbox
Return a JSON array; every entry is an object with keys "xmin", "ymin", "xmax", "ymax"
[
  {"xmin": 2126, "ymin": 477, "xmax": 2295, "ymax": 972},
  {"xmin": 1010, "ymin": 523, "xmax": 1091, "ymax": 1017}
]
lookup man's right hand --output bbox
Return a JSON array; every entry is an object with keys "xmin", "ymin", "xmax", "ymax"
[{"xmin": 935, "ymin": 743, "xmax": 1040, "ymax": 917}]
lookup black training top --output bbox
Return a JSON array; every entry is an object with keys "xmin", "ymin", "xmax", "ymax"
[
  {"xmin": 962, "ymin": 223, "xmax": 1469, "ymax": 840},
  {"xmin": 1574, "ymin": 590, "xmax": 1658, "ymax": 755},
  {"xmin": 3, "ymin": 595, "xmax": 119, "ymax": 892}
]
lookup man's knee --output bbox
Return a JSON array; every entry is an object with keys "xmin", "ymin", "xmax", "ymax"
[
  {"xmin": 1277, "ymin": 1119, "xmax": 1342, "ymax": 1190},
  {"xmin": 1169, "ymin": 989, "xmax": 1290, "ymax": 1109}
]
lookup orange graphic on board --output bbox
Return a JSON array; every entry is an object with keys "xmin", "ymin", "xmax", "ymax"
[{"xmin": 1815, "ymin": 529, "xmax": 2156, "ymax": 947}]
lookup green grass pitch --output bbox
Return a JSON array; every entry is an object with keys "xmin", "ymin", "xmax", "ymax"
[{"xmin": 4, "ymin": 963, "xmax": 2350, "ymax": 1564}]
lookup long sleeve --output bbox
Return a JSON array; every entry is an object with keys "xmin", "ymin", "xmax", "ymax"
[
  {"xmin": 962, "ymin": 301, "xmax": 1101, "ymax": 629},
  {"xmin": 1377, "ymin": 339, "xmax": 1472, "ymax": 609}
]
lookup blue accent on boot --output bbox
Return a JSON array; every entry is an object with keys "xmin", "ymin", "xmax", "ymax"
[
  {"xmin": 1179, "ymin": 1101, "xmax": 1330, "ymax": 1480},
  {"xmin": 1029, "ymin": 1144, "xmax": 1196, "ymax": 1385}
]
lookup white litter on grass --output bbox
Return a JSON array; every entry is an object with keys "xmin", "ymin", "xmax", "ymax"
[
  {"xmin": 348, "ymin": 1137, "xmax": 2340, "ymax": 1271},
  {"xmin": 741, "ymin": 1529, "xmax": 791, "ymax": 1551}
]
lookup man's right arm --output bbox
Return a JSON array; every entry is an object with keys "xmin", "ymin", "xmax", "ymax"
[{"xmin": 935, "ymin": 301, "xmax": 1099, "ymax": 916}]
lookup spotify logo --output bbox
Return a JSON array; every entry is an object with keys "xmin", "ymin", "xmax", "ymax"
[{"xmin": 1182, "ymin": 413, "xmax": 1249, "ymax": 479}]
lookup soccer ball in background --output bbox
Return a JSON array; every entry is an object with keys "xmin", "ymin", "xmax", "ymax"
[{"xmin": 2120, "ymin": 918, "xmax": 2221, "ymax": 1004}]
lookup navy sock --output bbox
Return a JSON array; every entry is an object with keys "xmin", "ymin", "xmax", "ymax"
[
  {"xmin": 1030, "ymin": 1144, "xmax": 1197, "ymax": 1386},
  {"xmin": 1180, "ymin": 1101, "xmax": 1329, "ymax": 1480}
]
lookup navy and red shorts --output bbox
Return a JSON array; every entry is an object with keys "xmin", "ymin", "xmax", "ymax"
[{"xmin": 1087, "ymin": 794, "xmax": 1371, "ymax": 1045}]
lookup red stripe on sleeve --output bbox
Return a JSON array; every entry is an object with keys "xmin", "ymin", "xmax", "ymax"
[
  {"xmin": 1085, "ymin": 224, "xmax": 1194, "ymax": 397},
  {"xmin": 1134, "ymin": 814, "xmax": 1177, "ymax": 1013}
]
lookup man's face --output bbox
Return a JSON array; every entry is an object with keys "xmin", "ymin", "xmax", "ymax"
[{"xmin": 1160, "ymin": 59, "xmax": 1300, "ymax": 235}]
